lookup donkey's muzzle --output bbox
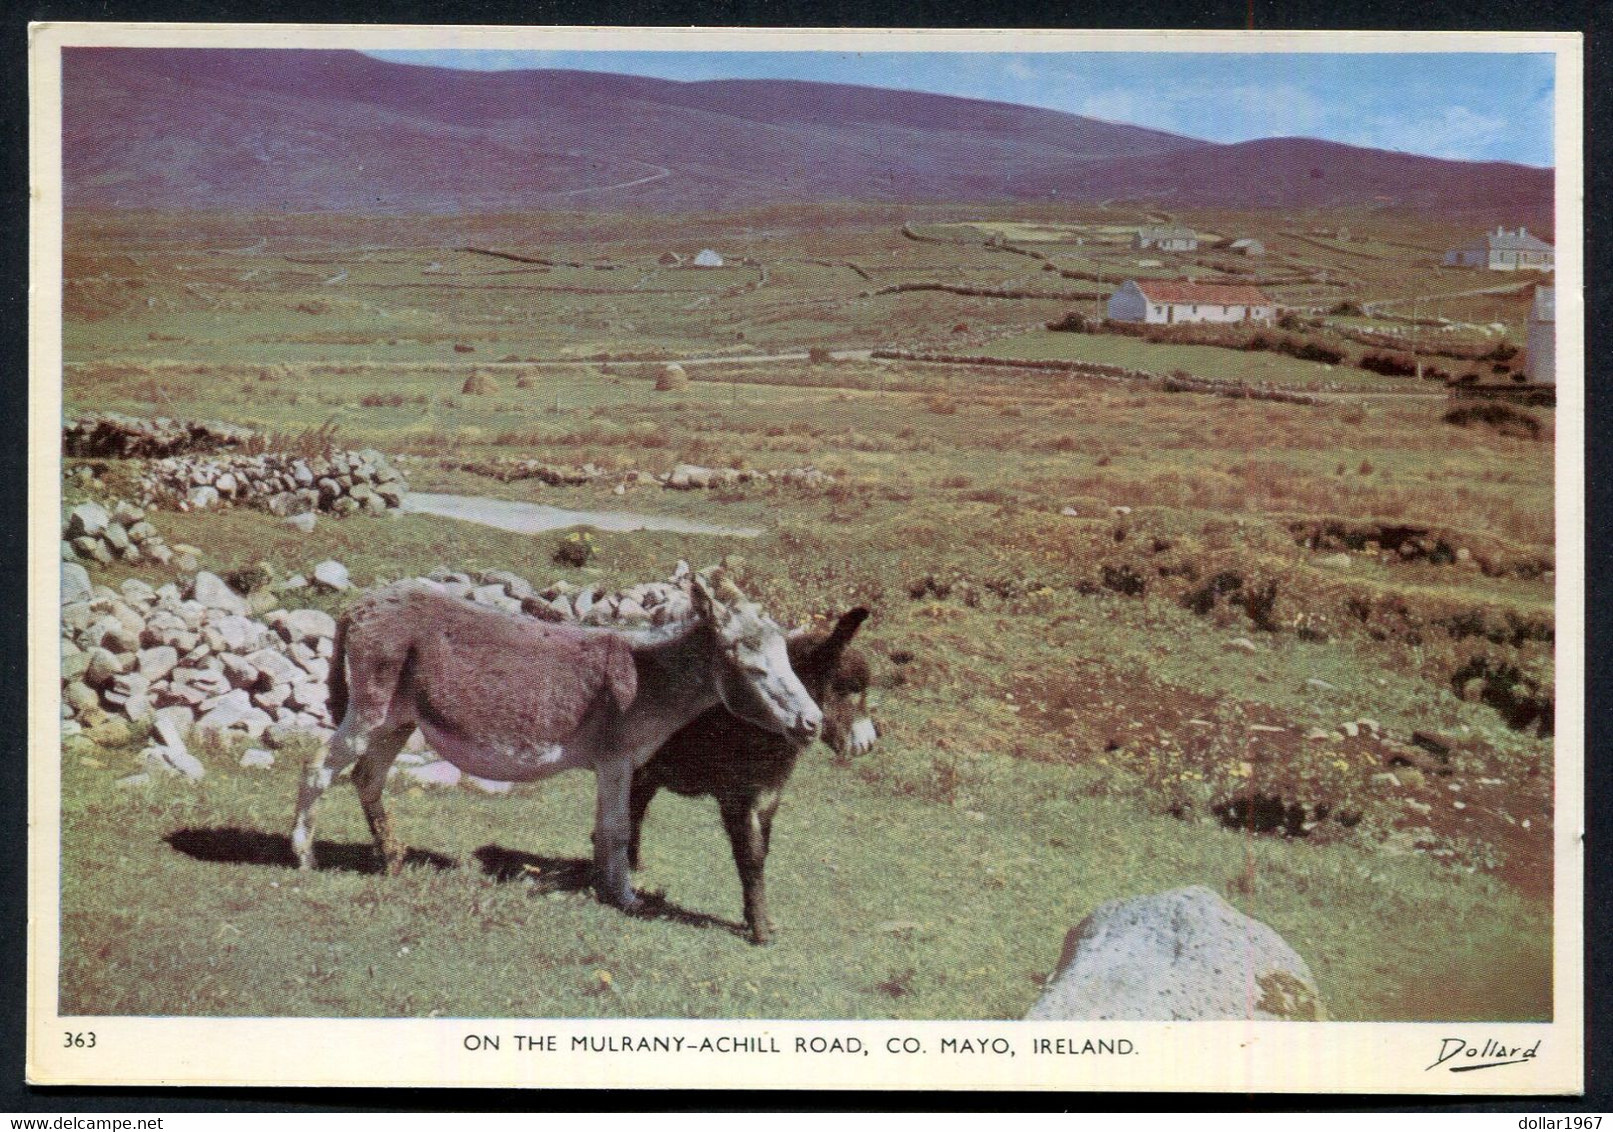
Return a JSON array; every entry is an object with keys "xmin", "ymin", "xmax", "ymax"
[{"xmin": 789, "ymin": 709, "xmax": 823, "ymax": 742}]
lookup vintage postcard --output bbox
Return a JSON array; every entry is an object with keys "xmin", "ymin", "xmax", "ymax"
[{"xmin": 27, "ymin": 23, "xmax": 1583, "ymax": 1092}]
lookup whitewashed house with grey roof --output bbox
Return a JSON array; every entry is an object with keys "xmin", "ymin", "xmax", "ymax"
[{"xmin": 1444, "ymin": 227, "xmax": 1555, "ymax": 271}]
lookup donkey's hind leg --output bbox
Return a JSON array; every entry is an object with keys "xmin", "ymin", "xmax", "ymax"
[
  {"xmin": 292, "ymin": 711, "xmax": 370, "ymax": 871},
  {"xmin": 350, "ymin": 725, "xmax": 413, "ymax": 876}
]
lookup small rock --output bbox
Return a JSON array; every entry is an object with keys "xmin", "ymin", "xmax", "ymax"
[
  {"xmin": 191, "ymin": 571, "xmax": 250, "ymax": 615},
  {"xmin": 85, "ymin": 719, "xmax": 133, "ymax": 747},
  {"xmin": 401, "ymin": 760, "xmax": 462, "ymax": 787},
  {"xmin": 1341, "ymin": 721, "xmax": 1360, "ymax": 738},
  {"xmin": 312, "ymin": 560, "xmax": 350, "ymax": 592},
  {"xmin": 287, "ymin": 681, "xmax": 330, "ymax": 712},
  {"xmin": 1304, "ymin": 727, "xmax": 1332, "ymax": 742},
  {"xmin": 1226, "ymin": 637, "xmax": 1259, "ymax": 653},
  {"xmin": 239, "ymin": 748, "xmax": 276, "ymax": 770},
  {"xmin": 61, "ymin": 562, "xmax": 93, "ymax": 606},
  {"xmin": 1304, "ymin": 677, "xmax": 1336, "ymax": 692},
  {"xmin": 281, "ymin": 608, "xmax": 337, "ymax": 644},
  {"xmin": 284, "ymin": 512, "xmax": 317, "ymax": 534},
  {"xmin": 143, "ymin": 743, "xmax": 206, "ymax": 781},
  {"xmin": 65, "ymin": 502, "xmax": 110, "ymax": 540},
  {"xmin": 463, "ymin": 775, "xmax": 513, "ymax": 795},
  {"xmin": 83, "ymin": 648, "xmax": 129, "ymax": 688},
  {"xmin": 1315, "ymin": 552, "xmax": 1352, "ymax": 569},
  {"xmin": 64, "ymin": 681, "xmax": 100, "ymax": 715}
]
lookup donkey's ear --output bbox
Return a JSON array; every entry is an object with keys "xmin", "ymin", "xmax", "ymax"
[
  {"xmin": 817, "ymin": 606, "xmax": 870, "ymax": 659},
  {"xmin": 690, "ymin": 575, "xmax": 723, "ymax": 621}
]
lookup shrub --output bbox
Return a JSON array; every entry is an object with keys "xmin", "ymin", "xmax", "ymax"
[
  {"xmin": 1359, "ymin": 351, "xmax": 1417, "ymax": 377},
  {"xmin": 1443, "ymin": 402, "xmax": 1543, "ymax": 439},
  {"xmin": 1046, "ymin": 312, "xmax": 1090, "ymax": 333},
  {"xmin": 1277, "ymin": 338, "xmax": 1344, "ymax": 365},
  {"xmin": 1329, "ymin": 300, "xmax": 1365, "ymax": 316},
  {"xmin": 552, "ymin": 530, "xmax": 596, "ymax": 567}
]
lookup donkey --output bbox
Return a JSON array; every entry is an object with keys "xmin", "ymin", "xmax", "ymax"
[
  {"xmin": 627, "ymin": 607, "xmax": 876, "ymax": 943},
  {"xmin": 291, "ymin": 576, "xmax": 822, "ymax": 910}
]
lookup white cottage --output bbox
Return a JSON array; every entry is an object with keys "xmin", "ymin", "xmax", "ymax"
[
  {"xmin": 1107, "ymin": 279, "xmax": 1276, "ymax": 325},
  {"xmin": 1133, "ymin": 226, "xmax": 1198, "ymax": 252},
  {"xmin": 1526, "ymin": 285, "xmax": 1554, "ymax": 385},
  {"xmin": 1443, "ymin": 227, "xmax": 1555, "ymax": 271}
]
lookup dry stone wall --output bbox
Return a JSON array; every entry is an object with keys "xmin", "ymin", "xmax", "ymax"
[
  {"xmin": 62, "ymin": 558, "xmax": 726, "ymax": 787},
  {"xmin": 136, "ymin": 448, "xmax": 409, "ymax": 516},
  {"xmin": 441, "ymin": 457, "xmax": 832, "ymax": 492},
  {"xmin": 62, "ymin": 500, "xmax": 181, "ymax": 568},
  {"xmin": 65, "ymin": 412, "xmax": 256, "ymax": 459}
]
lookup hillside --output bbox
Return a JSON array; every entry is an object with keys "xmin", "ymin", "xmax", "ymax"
[{"xmin": 62, "ymin": 48, "xmax": 1552, "ymax": 214}]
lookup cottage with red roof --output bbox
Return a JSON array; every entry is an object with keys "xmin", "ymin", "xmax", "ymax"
[{"xmin": 1107, "ymin": 279, "xmax": 1276, "ymax": 325}]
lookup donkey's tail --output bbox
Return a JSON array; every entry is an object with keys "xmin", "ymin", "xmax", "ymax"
[{"xmin": 327, "ymin": 614, "xmax": 349, "ymax": 724}]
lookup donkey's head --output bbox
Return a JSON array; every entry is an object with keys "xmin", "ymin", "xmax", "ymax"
[
  {"xmin": 788, "ymin": 607, "xmax": 879, "ymax": 758},
  {"xmin": 692, "ymin": 576, "xmax": 822, "ymax": 742}
]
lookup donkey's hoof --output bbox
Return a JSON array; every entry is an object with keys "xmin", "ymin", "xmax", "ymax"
[{"xmin": 601, "ymin": 888, "xmax": 643, "ymax": 913}]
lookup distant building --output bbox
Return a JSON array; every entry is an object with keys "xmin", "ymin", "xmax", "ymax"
[
  {"xmin": 1443, "ymin": 227, "xmax": 1555, "ymax": 272},
  {"xmin": 1132, "ymin": 226, "xmax": 1198, "ymax": 252},
  {"xmin": 692, "ymin": 249, "xmax": 724, "ymax": 267},
  {"xmin": 1107, "ymin": 279, "xmax": 1276, "ymax": 325},
  {"xmin": 1527, "ymin": 285, "xmax": 1554, "ymax": 385},
  {"xmin": 1226, "ymin": 238, "xmax": 1265, "ymax": 257}
]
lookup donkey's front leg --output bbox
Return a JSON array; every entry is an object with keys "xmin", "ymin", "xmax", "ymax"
[{"xmin": 592, "ymin": 758, "xmax": 642, "ymax": 911}]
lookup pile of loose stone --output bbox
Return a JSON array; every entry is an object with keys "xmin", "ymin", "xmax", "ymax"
[
  {"xmin": 136, "ymin": 448, "xmax": 409, "ymax": 517},
  {"xmin": 60, "ymin": 563, "xmax": 341, "ymax": 782},
  {"xmin": 60, "ymin": 557, "xmax": 723, "ymax": 789},
  {"xmin": 62, "ymin": 500, "xmax": 184, "ymax": 568},
  {"xmin": 417, "ymin": 559, "xmax": 705, "ymax": 626},
  {"xmin": 442, "ymin": 457, "xmax": 833, "ymax": 492},
  {"xmin": 65, "ymin": 412, "xmax": 256, "ymax": 459}
]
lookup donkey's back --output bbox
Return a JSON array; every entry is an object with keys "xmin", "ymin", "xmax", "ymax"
[{"xmin": 338, "ymin": 581, "xmax": 637, "ymax": 755}]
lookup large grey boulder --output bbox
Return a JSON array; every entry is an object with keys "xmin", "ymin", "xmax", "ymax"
[{"xmin": 1025, "ymin": 886, "xmax": 1326, "ymax": 1022}]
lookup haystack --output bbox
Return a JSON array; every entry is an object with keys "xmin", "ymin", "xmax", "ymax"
[
  {"xmin": 461, "ymin": 371, "xmax": 500, "ymax": 395},
  {"xmin": 654, "ymin": 363, "xmax": 690, "ymax": 392}
]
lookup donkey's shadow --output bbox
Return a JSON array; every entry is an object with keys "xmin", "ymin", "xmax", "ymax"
[
  {"xmin": 165, "ymin": 826, "xmax": 454, "ymax": 873},
  {"xmin": 163, "ymin": 828, "xmax": 747, "ymax": 938},
  {"xmin": 473, "ymin": 844, "xmax": 749, "ymax": 938}
]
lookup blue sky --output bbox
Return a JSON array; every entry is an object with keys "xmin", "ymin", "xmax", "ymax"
[{"xmin": 368, "ymin": 50, "xmax": 1555, "ymax": 167}]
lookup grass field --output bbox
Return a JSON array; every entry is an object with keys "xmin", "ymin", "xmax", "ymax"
[{"xmin": 57, "ymin": 203, "xmax": 1557, "ymax": 1021}]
